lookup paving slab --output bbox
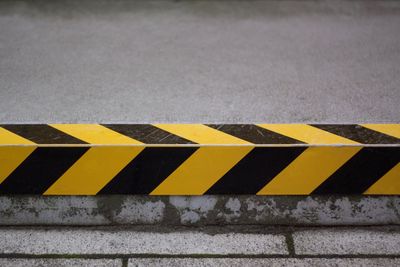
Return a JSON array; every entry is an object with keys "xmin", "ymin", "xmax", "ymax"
[
  {"xmin": 128, "ymin": 258, "xmax": 400, "ymax": 267},
  {"xmin": 0, "ymin": 0, "xmax": 399, "ymax": 124},
  {"xmin": 2, "ymin": 258, "xmax": 400, "ymax": 267},
  {"xmin": 0, "ymin": 229, "xmax": 287, "ymax": 255},
  {"xmin": 293, "ymin": 229, "xmax": 400, "ymax": 255},
  {"xmin": 0, "ymin": 259, "xmax": 122, "ymax": 267}
]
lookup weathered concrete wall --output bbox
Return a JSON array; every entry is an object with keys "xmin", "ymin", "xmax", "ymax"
[{"xmin": 1, "ymin": 196, "xmax": 399, "ymax": 226}]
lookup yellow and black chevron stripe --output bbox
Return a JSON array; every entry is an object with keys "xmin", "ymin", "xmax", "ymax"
[{"xmin": 0, "ymin": 124, "xmax": 399, "ymax": 195}]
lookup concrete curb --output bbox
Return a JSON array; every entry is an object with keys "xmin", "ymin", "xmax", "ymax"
[{"xmin": 1, "ymin": 124, "xmax": 399, "ymax": 195}]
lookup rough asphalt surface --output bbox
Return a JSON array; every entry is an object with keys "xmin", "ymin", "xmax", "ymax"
[{"xmin": 1, "ymin": 0, "xmax": 399, "ymax": 123}]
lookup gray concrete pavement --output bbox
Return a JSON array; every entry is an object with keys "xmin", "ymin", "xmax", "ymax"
[
  {"xmin": 2, "ymin": 226, "xmax": 399, "ymax": 256},
  {"xmin": 294, "ymin": 229, "xmax": 400, "ymax": 255},
  {"xmin": 0, "ymin": 259, "xmax": 122, "ymax": 267},
  {"xmin": 1, "ymin": 0, "xmax": 400, "ymax": 124},
  {"xmin": 0, "ymin": 227, "xmax": 399, "ymax": 266},
  {"xmin": 0, "ymin": 228, "xmax": 287, "ymax": 255},
  {"xmin": 128, "ymin": 258, "xmax": 400, "ymax": 267}
]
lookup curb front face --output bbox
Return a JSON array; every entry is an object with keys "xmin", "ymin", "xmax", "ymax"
[{"xmin": 0, "ymin": 124, "xmax": 399, "ymax": 195}]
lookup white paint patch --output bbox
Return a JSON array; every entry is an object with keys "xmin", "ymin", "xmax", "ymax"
[
  {"xmin": 114, "ymin": 199, "xmax": 165, "ymax": 224},
  {"xmin": 245, "ymin": 198, "xmax": 289, "ymax": 221},
  {"xmin": 226, "ymin": 198, "xmax": 241, "ymax": 213},
  {"xmin": 218, "ymin": 198, "xmax": 242, "ymax": 222},
  {"xmin": 169, "ymin": 196, "xmax": 217, "ymax": 224},
  {"xmin": 181, "ymin": 211, "xmax": 201, "ymax": 224}
]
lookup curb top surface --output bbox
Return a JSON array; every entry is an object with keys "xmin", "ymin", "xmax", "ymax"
[{"xmin": 0, "ymin": 124, "xmax": 399, "ymax": 146}]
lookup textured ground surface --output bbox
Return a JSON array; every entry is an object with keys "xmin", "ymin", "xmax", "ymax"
[
  {"xmin": 1, "ymin": 0, "xmax": 400, "ymax": 123},
  {"xmin": 0, "ymin": 226, "xmax": 399, "ymax": 266}
]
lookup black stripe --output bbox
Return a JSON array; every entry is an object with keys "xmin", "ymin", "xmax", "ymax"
[
  {"xmin": 312, "ymin": 124, "xmax": 400, "ymax": 144},
  {"xmin": 1, "ymin": 125, "xmax": 87, "ymax": 144},
  {"xmin": 312, "ymin": 147, "xmax": 400, "ymax": 194},
  {"xmin": 206, "ymin": 147, "xmax": 306, "ymax": 194},
  {"xmin": 102, "ymin": 124, "xmax": 195, "ymax": 144},
  {"xmin": 207, "ymin": 124, "xmax": 304, "ymax": 144},
  {"xmin": 0, "ymin": 147, "xmax": 88, "ymax": 194},
  {"xmin": 99, "ymin": 147, "xmax": 197, "ymax": 194}
]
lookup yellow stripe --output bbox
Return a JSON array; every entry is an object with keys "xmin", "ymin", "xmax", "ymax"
[
  {"xmin": 361, "ymin": 124, "xmax": 400, "ymax": 139},
  {"xmin": 0, "ymin": 146, "xmax": 36, "ymax": 184},
  {"xmin": 257, "ymin": 146, "xmax": 361, "ymax": 195},
  {"xmin": 153, "ymin": 124, "xmax": 251, "ymax": 144},
  {"xmin": 150, "ymin": 146, "xmax": 253, "ymax": 195},
  {"xmin": 364, "ymin": 163, "xmax": 400, "ymax": 195},
  {"xmin": 0, "ymin": 128, "xmax": 36, "ymax": 183},
  {"xmin": 0, "ymin": 127, "xmax": 35, "ymax": 145},
  {"xmin": 49, "ymin": 124, "xmax": 143, "ymax": 144},
  {"xmin": 257, "ymin": 124, "xmax": 359, "ymax": 145},
  {"xmin": 44, "ymin": 146, "xmax": 143, "ymax": 195}
]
